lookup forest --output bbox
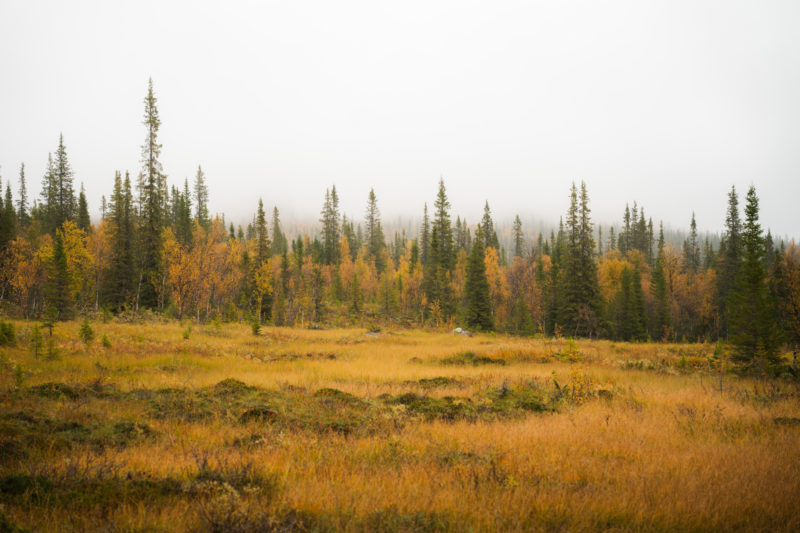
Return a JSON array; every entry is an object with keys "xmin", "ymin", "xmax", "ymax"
[
  {"xmin": 1, "ymin": 80, "xmax": 798, "ymax": 376},
  {"xmin": 2, "ymin": 80, "xmax": 800, "ymax": 532}
]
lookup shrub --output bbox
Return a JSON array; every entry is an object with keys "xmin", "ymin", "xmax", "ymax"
[
  {"xmin": 0, "ymin": 320, "xmax": 16, "ymax": 346},
  {"xmin": 79, "ymin": 318, "xmax": 94, "ymax": 346},
  {"xmin": 101, "ymin": 334, "xmax": 112, "ymax": 348}
]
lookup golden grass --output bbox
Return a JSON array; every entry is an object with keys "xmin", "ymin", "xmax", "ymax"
[{"xmin": 0, "ymin": 318, "xmax": 798, "ymax": 531}]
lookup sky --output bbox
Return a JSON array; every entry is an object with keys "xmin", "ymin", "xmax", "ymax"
[{"xmin": 1, "ymin": 0, "xmax": 798, "ymax": 239}]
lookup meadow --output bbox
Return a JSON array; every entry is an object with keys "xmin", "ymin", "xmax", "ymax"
[{"xmin": 0, "ymin": 318, "xmax": 798, "ymax": 532}]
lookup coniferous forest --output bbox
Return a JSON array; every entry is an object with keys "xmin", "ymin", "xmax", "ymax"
[{"xmin": 1, "ymin": 80, "xmax": 798, "ymax": 375}]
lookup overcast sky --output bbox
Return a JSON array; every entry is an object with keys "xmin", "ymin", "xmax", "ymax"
[{"xmin": 1, "ymin": 0, "xmax": 798, "ymax": 238}]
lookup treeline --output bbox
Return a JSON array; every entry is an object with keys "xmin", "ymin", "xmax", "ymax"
[{"xmin": 0, "ymin": 80, "xmax": 798, "ymax": 373}]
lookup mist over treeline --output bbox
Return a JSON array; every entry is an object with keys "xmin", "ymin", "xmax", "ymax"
[{"xmin": 1, "ymin": 80, "xmax": 797, "ymax": 375}]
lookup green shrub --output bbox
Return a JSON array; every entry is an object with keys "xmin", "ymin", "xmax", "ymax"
[
  {"xmin": 79, "ymin": 318, "xmax": 94, "ymax": 345},
  {"xmin": 0, "ymin": 320, "xmax": 16, "ymax": 346},
  {"xmin": 101, "ymin": 334, "xmax": 112, "ymax": 348}
]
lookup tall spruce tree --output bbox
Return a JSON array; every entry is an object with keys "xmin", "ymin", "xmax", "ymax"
[
  {"xmin": 48, "ymin": 229, "xmax": 72, "ymax": 320},
  {"xmin": 729, "ymin": 186, "xmax": 781, "ymax": 373},
  {"xmin": 137, "ymin": 78, "xmax": 166, "ymax": 310},
  {"xmin": 649, "ymin": 222, "xmax": 670, "ymax": 340},
  {"xmin": 77, "ymin": 184, "xmax": 90, "ymax": 232},
  {"xmin": 320, "ymin": 186, "xmax": 341, "ymax": 265},
  {"xmin": 423, "ymin": 179, "xmax": 456, "ymax": 318},
  {"xmin": 365, "ymin": 188, "xmax": 386, "ymax": 271},
  {"xmin": 17, "ymin": 163, "xmax": 28, "ymax": 226},
  {"xmin": 480, "ymin": 201, "xmax": 500, "ymax": 251},
  {"xmin": 271, "ymin": 207, "xmax": 286, "ymax": 255},
  {"xmin": 0, "ymin": 185, "xmax": 16, "ymax": 253},
  {"xmin": 53, "ymin": 134, "xmax": 76, "ymax": 232},
  {"xmin": 558, "ymin": 182, "xmax": 601, "ymax": 337},
  {"xmin": 512, "ymin": 215, "xmax": 524, "ymax": 258},
  {"xmin": 255, "ymin": 199, "xmax": 270, "ymax": 264},
  {"xmin": 683, "ymin": 213, "xmax": 700, "ymax": 272},
  {"xmin": 464, "ymin": 226, "xmax": 493, "ymax": 331},
  {"xmin": 420, "ymin": 203, "xmax": 430, "ymax": 266},
  {"xmin": 105, "ymin": 171, "xmax": 137, "ymax": 309},
  {"xmin": 194, "ymin": 165, "xmax": 210, "ymax": 228},
  {"xmin": 717, "ymin": 186, "xmax": 742, "ymax": 338}
]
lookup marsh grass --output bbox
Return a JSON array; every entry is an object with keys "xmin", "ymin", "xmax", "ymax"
[{"xmin": 0, "ymin": 319, "xmax": 798, "ymax": 531}]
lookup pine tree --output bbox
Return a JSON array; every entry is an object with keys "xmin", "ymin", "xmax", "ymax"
[
  {"xmin": 77, "ymin": 184, "xmax": 91, "ymax": 232},
  {"xmin": 365, "ymin": 188, "xmax": 386, "ymax": 271},
  {"xmin": 717, "ymin": 185, "xmax": 742, "ymax": 338},
  {"xmin": 105, "ymin": 171, "xmax": 137, "ymax": 309},
  {"xmin": 271, "ymin": 207, "xmax": 286, "ymax": 255},
  {"xmin": 48, "ymin": 229, "xmax": 72, "ymax": 320},
  {"xmin": 512, "ymin": 215, "xmax": 524, "ymax": 258},
  {"xmin": 194, "ymin": 165, "xmax": 210, "ymax": 228},
  {"xmin": 176, "ymin": 179, "xmax": 193, "ymax": 245},
  {"xmin": 17, "ymin": 163, "xmax": 28, "ymax": 226},
  {"xmin": 255, "ymin": 199, "xmax": 270, "ymax": 264},
  {"xmin": 320, "ymin": 186, "xmax": 341, "ymax": 265},
  {"xmin": 420, "ymin": 203, "xmax": 430, "ymax": 266},
  {"xmin": 40, "ymin": 153, "xmax": 56, "ymax": 231},
  {"xmin": 729, "ymin": 186, "xmax": 781, "ymax": 373},
  {"xmin": 683, "ymin": 212, "xmax": 700, "ymax": 272},
  {"xmin": 423, "ymin": 179, "xmax": 456, "ymax": 318},
  {"xmin": 0, "ymin": 185, "xmax": 16, "ymax": 253},
  {"xmin": 620, "ymin": 204, "xmax": 631, "ymax": 254},
  {"xmin": 480, "ymin": 201, "xmax": 500, "ymax": 250},
  {"xmin": 464, "ymin": 226, "xmax": 493, "ymax": 331},
  {"xmin": 137, "ymin": 78, "xmax": 166, "ymax": 310},
  {"xmin": 649, "ymin": 222, "xmax": 670, "ymax": 340},
  {"xmin": 616, "ymin": 266, "xmax": 646, "ymax": 341},
  {"xmin": 558, "ymin": 182, "xmax": 601, "ymax": 337},
  {"xmin": 53, "ymin": 134, "xmax": 76, "ymax": 232}
]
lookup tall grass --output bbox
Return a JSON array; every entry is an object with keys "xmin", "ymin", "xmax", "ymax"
[{"xmin": 0, "ymin": 319, "xmax": 798, "ymax": 531}]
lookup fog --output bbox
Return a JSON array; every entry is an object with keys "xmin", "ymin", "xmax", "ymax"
[{"xmin": 1, "ymin": 0, "xmax": 798, "ymax": 238}]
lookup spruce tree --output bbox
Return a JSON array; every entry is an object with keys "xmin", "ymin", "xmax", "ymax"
[
  {"xmin": 255, "ymin": 199, "xmax": 270, "ymax": 264},
  {"xmin": 0, "ymin": 185, "xmax": 16, "ymax": 253},
  {"xmin": 17, "ymin": 163, "xmax": 28, "ymax": 226},
  {"xmin": 271, "ymin": 207, "xmax": 286, "ymax": 255},
  {"xmin": 77, "ymin": 184, "xmax": 90, "ymax": 232},
  {"xmin": 558, "ymin": 182, "xmax": 601, "ymax": 337},
  {"xmin": 512, "ymin": 215, "xmax": 524, "ymax": 258},
  {"xmin": 40, "ymin": 153, "xmax": 56, "ymax": 232},
  {"xmin": 682, "ymin": 213, "xmax": 700, "ymax": 272},
  {"xmin": 52, "ymin": 134, "xmax": 76, "ymax": 233},
  {"xmin": 106, "ymin": 171, "xmax": 136, "ymax": 310},
  {"xmin": 717, "ymin": 185, "xmax": 742, "ymax": 338},
  {"xmin": 320, "ymin": 186, "xmax": 341, "ymax": 265},
  {"xmin": 176, "ymin": 179, "xmax": 193, "ymax": 245},
  {"xmin": 649, "ymin": 222, "xmax": 670, "ymax": 340},
  {"xmin": 137, "ymin": 78, "xmax": 166, "ymax": 310},
  {"xmin": 420, "ymin": 203, "xmax": 430, "ymax": 266},
  {"xmin": 480, "ymin": 201, "xmax": 500, "ymax": 250},
  {"xmin": 423, "ymin": 179, "xmax": 456, "ymax": 318},
  {"xmin": 194, "ymin": 165, "xmax": 210, "ymax": 228},
  {"xmin": 464, "ymin": 226, "xmax": 493, "ymax": 331},
  {"xmin": 365, "ymin": 188, "xmax": 386, "ymax": 271},
  {"xmin": 729, "ymin": 186, "xmax": 781, "ymax": 373},
  {"xmin": 48, "ymin": 230, "xmax": 72, "ymax": 320},
  {"xmin": 616, "ymin": 266, "xmax": 646, "ymax": 341}
]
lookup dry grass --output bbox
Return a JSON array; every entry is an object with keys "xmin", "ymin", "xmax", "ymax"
[{"xmin": 1, "ymin": 318, "xmax": 799, "ymax": 531}]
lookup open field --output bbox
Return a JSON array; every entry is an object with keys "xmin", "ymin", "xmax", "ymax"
[{"xmin": 1, "ymin": 319, "xmax": 799, "ymax": 532}]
